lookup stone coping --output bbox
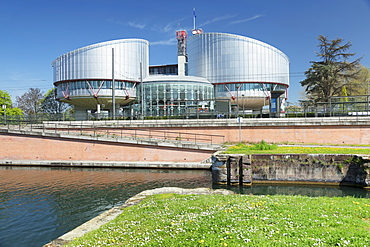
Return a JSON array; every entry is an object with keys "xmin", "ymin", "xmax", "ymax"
[
  {"xmin": 44, "ymin": 116, "xmax": 370, "ymax": 127},
  {"xmin": 44, "ymin": 187, "xmax": 234, "ymax": 247},
  {"xmin": 0, "ymin": 160, "xmax": 212, "ymax": 169}
]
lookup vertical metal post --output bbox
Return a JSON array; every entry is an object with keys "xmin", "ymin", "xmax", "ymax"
[
  {"xmin": 226, "ymin": 157, "xmax": 231, "ymax": 185},
  {"xmin": 238, "ymin": 116, "xmax": 242, "ymax": 143},
  {"xmin": 112, "ymin": 48, "xmax": 116, "ymax": 120},
  {"xmin": 238, "ymin": 156, "xmax": 243, "ymax": 185},
  {"xmin": 140, "ymin": 62, "xmax": 144, "ymax": 120},
  {"xmin": 3, "ymin": 105, "xmax": 6, "ymax": 125}
]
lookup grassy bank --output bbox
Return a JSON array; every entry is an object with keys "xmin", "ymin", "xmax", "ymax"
[
  {"xmin": 66, "ymin": 194, "xmax": 370, "ymax": 246},
  {"xmin": 224, "ymin": 142, "xmax": 370, "ymax": 155}
]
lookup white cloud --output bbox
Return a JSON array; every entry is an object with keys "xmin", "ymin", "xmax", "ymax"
[
  {"xmin": 198, "ymin": 14, "xmax": 238, "ymax": 27},
  {"xmin": 108, "ymin": 19, "xmax": 147, "ymax": 29},
  {"xmin": 230, "ymin": 15, "xmax": 263, "ymax": 24},
  {"xmin": 152, "ymin": 17, "xmax": 187, "ymax": 33},
  {"xmin": 151, "ymin": 37, "xmax": 177, "ymax": 46},
  {"xmin": 128, "ymin": 21, "xmax": 147, "ymax": 30}
]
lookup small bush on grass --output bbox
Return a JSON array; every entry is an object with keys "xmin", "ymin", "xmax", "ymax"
[{"xmin": 249, "ymin": 140, "xmax": 277, "ymax": 150}]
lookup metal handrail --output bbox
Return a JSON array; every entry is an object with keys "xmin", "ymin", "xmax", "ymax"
[{"xmin": 33, "ymin": 123, "xmax": 225, "ymax": 146}]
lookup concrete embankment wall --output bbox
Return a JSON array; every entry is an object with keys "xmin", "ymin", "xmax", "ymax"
[
  {"xmin": 0, "ymin": 132, "xmax": 215, "ymax": 166},
  {"xmin": 212, "ymin": 154, "xmax": 370, "ymax": 188},
  {"xmin": 2, "ymin": 117, "xmax": 370, "ymax": 167},
  {"xmin": 141, "ymin": 125, "xmax": 370, "ymax": 145},
  {"xmin": 70, "ymin": 117, "xmax": 370, "ymax": 145}
]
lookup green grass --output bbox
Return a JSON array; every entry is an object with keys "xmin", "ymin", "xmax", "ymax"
[
  {"xmin": 66, "ymin": 194, "xmax": 370, "ymax": 246},
  {"xmin": 225, "ymin": 142, "xmax": 370, "ymax": 155},
  {"xmin": 248, "ymin": 140, "xmax": 278, "ymax": 151}
]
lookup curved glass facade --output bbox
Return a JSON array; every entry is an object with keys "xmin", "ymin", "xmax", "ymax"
[
  {"xmin": 52, "ymin": 39, "xmax": 149, "ymax": 108},
  {"xmin": 143, "ymin": 76, "xmax": 214, "ymax": 116},
  {"xmin": 187, "ymin": 32, "xmax": 289, "ymax": 109},
  {"xmin": 54, "ymin": 79, "xmax": 137, "ymax": 108},
  {"xmin": 51, "ymin": 32, "xmax": 290, "ymax": 119},
  {"xmin": 52, "ymin": 39, "xmax": 149, "ymax": 82}
]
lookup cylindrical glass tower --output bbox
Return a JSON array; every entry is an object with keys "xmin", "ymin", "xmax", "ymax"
[
  {"xmin": 52, "ymin": 39, "xmax": 149, "ymax": 112},
  {"xmin": 187, "ymin": 33, "xmax": 289, "ymax": 110}
]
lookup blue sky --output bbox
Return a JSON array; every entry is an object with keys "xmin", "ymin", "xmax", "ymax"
[{"xmin": 0, "ymin": 0, "xmax": 369, "ymax": 104}]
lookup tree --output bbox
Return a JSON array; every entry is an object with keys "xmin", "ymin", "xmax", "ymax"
[
  {"xmin": 0, "ymin": 90, "xmax": 23, "ymax": 116},
  {"xmin": 40, "ymin": 88, "xmax": 71, "ymax": 114},
  {"xmin": 345, "ymin": 66, "xmax": 370, "ymax": 95},
  {"xmin": 16, "ymin": 88, "xmax": 43, "ymax": 115},
  {"xmin": 300, "ymin": 35, "xmax": 362, "ymax": 102}
]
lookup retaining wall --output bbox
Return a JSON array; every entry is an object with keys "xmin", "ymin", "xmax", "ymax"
[
  {"xmin": 212, "ymin": 154, "xmax": 370, "ymax": 187},
  {"xmin": 0, "ymin": 133, "xmax": 215, "ymax": 164}
]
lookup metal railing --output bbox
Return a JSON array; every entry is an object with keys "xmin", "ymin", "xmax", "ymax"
[
  {"xmin": 2, "ymin": 101, "xmax": 370, "ymax": 126},
  {"xmin": 2, "ymin": 122, "xmax": 225, "ymax": 146}
]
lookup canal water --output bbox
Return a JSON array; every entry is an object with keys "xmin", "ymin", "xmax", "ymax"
[{"xmin": 0, "ymin": 166, "xmax": 369, "ymax": 247}]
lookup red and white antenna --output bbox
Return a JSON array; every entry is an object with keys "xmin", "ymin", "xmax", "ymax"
[{"xmin": 176, "ymin": 30, "xmax": 187, "ymax": 56}]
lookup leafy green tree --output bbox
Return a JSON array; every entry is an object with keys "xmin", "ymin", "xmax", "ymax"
[
  {"xmin": 346, "ymin": 66, "xmax": 370, "ymax": 95},
  {"xmin": 15, "ymin": 88, "xmax": 43, "ymax": 115},
  {"xmin": 300, "ymin": 35, "xmax": 362, "ymax": 102},
  {"xmin": 40, "ymin": 88, "xmax": 71, "ymax": 114},
  {"xmin": 0, "ymin": 90, "xmax": 23, "ymax": 116}
]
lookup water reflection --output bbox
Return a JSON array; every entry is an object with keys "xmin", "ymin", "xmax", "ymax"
[
  {"xmin": 214, "ymin": 183, "xmax": 370, "ymax": 198},
  {"xmin": 0, "ymin": 166, "xmax": 212, "ymax": 247},
  {"xmin": 0, "ymin": 166, "xmax": 369, "ymax": 247}
]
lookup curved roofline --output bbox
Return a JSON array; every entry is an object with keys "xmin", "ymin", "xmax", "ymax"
[
  {"xmin": 53, "ymin": 78, "xmax": 140, "ymax": 86},
  {"xmin": 188, "ymin": 32, "xmax": 289, "ymax": 62},
  {"xmin": 52, "ymin": 38, "xmax": 149, "ymax": 65},
  {"xmin": 143, "ymin": 75, "xmax": 212, "ymax": 84},
  {"xmin": 213, "ymin": 81, "xmax": 289, "ymax": 88}
]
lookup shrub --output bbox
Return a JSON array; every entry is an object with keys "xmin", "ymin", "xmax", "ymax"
[{"xmin": 249, "ymin": 140, "xmax": 277, "ymax": 150}]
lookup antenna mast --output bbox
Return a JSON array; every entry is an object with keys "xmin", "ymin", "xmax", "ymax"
[
  {"xmin": 193, "ymin": 8, "xmax": 196, "ymax": 30},
  {"xmin": 192, "ymin": 8, "xmax": 203, "ymax": 35}
]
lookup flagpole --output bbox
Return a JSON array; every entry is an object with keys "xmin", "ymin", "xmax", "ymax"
[
  {"xmin": 112, "ymin": 48, "xmax": 116, "ymax": 120},
  {"xmin": 193, "ymin": 8, "xmax": 196, "ymax": 30}
]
